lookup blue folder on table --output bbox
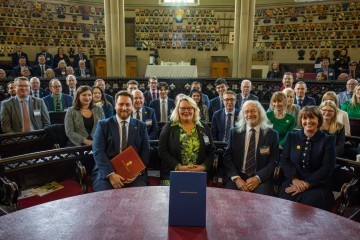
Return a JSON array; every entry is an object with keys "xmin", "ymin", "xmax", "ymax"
[{"xmin": 168, "ymin": 171, "xmax": 206, "ymax": 227}]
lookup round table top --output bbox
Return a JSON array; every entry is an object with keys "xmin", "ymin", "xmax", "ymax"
[{"xmin": 0, "ymin": 186, "xmax": 359, "ymax": 239}]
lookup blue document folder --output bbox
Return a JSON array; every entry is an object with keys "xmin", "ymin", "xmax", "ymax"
[{"xmin": 169, "ymin": 171, "xmax": 206, "ymax": 227}]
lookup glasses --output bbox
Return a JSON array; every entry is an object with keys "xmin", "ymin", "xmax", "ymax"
[
  {"xmin": 52, "ymin": 85, "xmax": 62, "ymax": 89},
  {"xmin": 16, "ymin": 84, "xmax": 30, "ymax": 88},
  {"xmin": 179, "ymin": 107, "xmax": 194, "ymax": 112},
  {"xmin": 320, "ymin": 109, "xmax": 335, "ymax": 113},
  {"xmin": 223, "ymin": 98, "xmax": 236, "ymax": 102}
]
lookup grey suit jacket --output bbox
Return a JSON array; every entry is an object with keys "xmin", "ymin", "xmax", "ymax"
[
  {"xmin": 64, "ymin": 105, "xmax": 105, "ymax": 146},
  {"xmin": 0, "ymin": 96, "xmax": 50, "ymax": 133},
  {"xmin": 236, "ymin": 93, "xmax": 259, "ymax": 108}
]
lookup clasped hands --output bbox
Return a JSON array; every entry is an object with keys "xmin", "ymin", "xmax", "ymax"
[
  {"xmin": 234, "ymin": 177, "xmax": 260, "ymax": 192},
  {"xmin": 178, "ymin": 164, "xmax": 205, "ymax": 172},
  {"xmin": 285, "ymin": 178, "xmax": 310, "ymax": 196},
  {"xmin": 109, "ymin": 173, "xmax": 140, "ymax": 189}
]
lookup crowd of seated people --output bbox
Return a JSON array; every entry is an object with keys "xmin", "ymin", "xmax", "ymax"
[{"xmin": 0, "ymin": 71, "xmax": 359, "ymax": 212}]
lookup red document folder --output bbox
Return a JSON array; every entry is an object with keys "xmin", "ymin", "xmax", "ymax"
[{"xmin": 111, "ymin": 146, "xmax": 146, "ymax": 179}]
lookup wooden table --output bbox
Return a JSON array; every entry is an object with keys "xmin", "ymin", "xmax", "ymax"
[
  {"xmin": 145, "ymin": 65, "xmax": 198, "ymax": 78},
  {"xmin": 0, "ymin": 187, "xmax": 359, "ymax": 239}
]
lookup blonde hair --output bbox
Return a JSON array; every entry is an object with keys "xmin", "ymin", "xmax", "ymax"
[
  {"xmin": 319, "ymin": 100, "xmax": 343, "ymax": 134},
  {"xmin": 170, "ymin": 95, "xmax": 200, "ymax": 124},
  {"xmin": 321, "ymin": 91, "xmax": 339, "ymax": 107},
  {"xmin": 282, "ymin": 88, "xmax": 297, "ymax": 113},
  {"xmin": 349, "ymin": 84, "xmax": 360, "ymax": 107}
]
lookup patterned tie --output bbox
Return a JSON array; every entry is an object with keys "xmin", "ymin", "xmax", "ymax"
[
  {"xmin": 121, "ymin": 121, "xmax": 127, "ymax": 152},
  {"xmin": 34, "ymin": 91, "xmax": 38, "ymax": 98},
  {"xmin": 245, "ymin": 128, "xmax": 256, "ymax": 176},
  {"xmin": 225, "ymin": 113, "xmax": 232, "ymax": 142},
  {"xmin": 41, "ymin": 66, "xmax": 45, "ymax": 78},
  {"xmin": 152, "ymin": 91, "xmax": 156, "ymax": 100},
  {"xmin": 161, "ymin": 100, "xmax": 166, "ymax": 122},
  {"xmin": 136, "ymin": 110, "xmax": 140, "ymax": 120},
  {"xmin": 55, "ymin": 98, "xmax": 61, "ymax": 111},
  {"xmin": 22, "ymin": 100, "xmax": 30, "ymax": 132},
  {"xmin": 70, "ymin": 90, "xmax": 74, "ymax": 97}
]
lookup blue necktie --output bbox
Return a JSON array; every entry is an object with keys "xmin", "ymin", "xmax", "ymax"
[
  {"xmin": 245, "ymin": 128, "xmax": 256, "ymax": 176},
  {"xmin": 121, "ymin": 121, "xmax": 127, "ymax": 152},
  {"xmin": 136, "ymin": 110, "xmax": 140, "ymax": 120},
  {"xmin": 225, "ymin": 113, "xmax": 232, "ymax": 142}
]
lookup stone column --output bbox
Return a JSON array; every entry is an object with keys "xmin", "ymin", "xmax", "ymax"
[
  {"xmin": 104, "ymin": 0, "xmax": 126, "ymax": 76},
  {"xmin": 232, "ymin": 0, "xmax": 255, "ymax": 78}
]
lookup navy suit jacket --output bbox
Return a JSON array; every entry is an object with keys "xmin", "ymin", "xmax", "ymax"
[
  {"xmin": 149, "ymin": 98, "xmax": 175, "ymax": 122},
  {"xmin": 92, "ymin": 116, "xmax": 150, "ymax": 182},
  {"xmin": 144, "ymin": 91, "xmax": 157, "ymax": 105},
  {"xmin": 202, "ymin": 93, "xmax": 210, "ymax": 108},
  {"xmin": 296, "ymin": 95, "xmax": 317, "ymax": 108},
  {"xmin": 223, "ymin": 127, "xmax": 279, "ymax": 184},
  {"xmin": 236, "ymin": 93, "xmax": 259, "ymax": 108},
  {"xmin": 32, "ymin": 64, "xmax": 52, "ymax": 78},
  {"xmin": 35, "ymin": 52, "xmax": 54, "ymax": 66},
  {"xmin": 31, "ymin": 89, "xmax": 49, "ymax": 98},
  {"xmin": 73, "ymin": 54, "xmax": 90, "ymax": 69},
  {"xmin": 139, "ymin": 106, "xmax": 159, "ymax": 140},
  {"xmin": 211, "ymin": 108, "xmax": 240, "ymax": 141},
  {"xmin": 74, "ymin": 67, "xmax": 92, "ymax": 77},
  {"xmin": 11, "ymin": 52, "xmax": 29, "ymax": 67},
  {"xmin": 208, "ymin": 96, "xmax": 240, "ymax": 119},
  {"xmin": 12, "ymin": 65, "xmax": 33, "ymax": 77},
  {"xmin": 42, "ymin": 93, "xmax": 73, "ymax": 111},
  {"xmin": 315, "ymin": 68, "xmax": 336, "ymax": 80}
]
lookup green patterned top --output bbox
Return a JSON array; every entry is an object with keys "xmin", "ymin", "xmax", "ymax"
[
  {"xmin": 178, "ymin": 123, "xmax": 200, "ymax": 166},
  {"xmin": 266, "ymin": 111, "xmax": 296, "ymax": 147}
]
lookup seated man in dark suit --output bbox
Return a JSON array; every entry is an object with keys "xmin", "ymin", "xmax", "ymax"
[
  {"xmin": 132, "ymin": 90, "xmax": 159, "ymax": 140},
  {"xmin": 0, "ymin": 77, "xmax": 50, "ymax": 133},
  {"xmin": 74, "ymin": 60, "xmax": 91, "ymax": 77},
  {"xmin": 211, "ymin": 90, "xmax": 240, "ymax": 141},
  {"xmin": 208, "ymin": 78, "xmax": 228, "ymax": 119},
  {"xmin": 190, "ymin": 81, "xmax": 210, "ymax": 108},
  {"xmin": 236, "ymin": 79, "xmax": 259, "ymax": 108},
  {"xmin": 5, "ymin": 81, "xmax": 16, "ymax": 99},
  {"xmin": 223, "ymin": 100, "xmax": 279, "ymax": 196},
  {"xmin": 126, "ymin": 79, "xmax": 139, "ymax": 93},
  {"xmin": 12, "ymin": 57, "xmax": 32, "ymax": 77},
  {"xmin": 42, "ymin": 79, "xmax": 73, "ymax": 111},
  {"xmin": 30, "ymin": 77, "xmax": 49, "ymax": 98},
  {"xmin": 73, "ymin": 47, "xmax": 90, "ymax": 69},
  {"xmin": 294, "ymin": 81, "xmax": 316, "ymax": 109},
  {"xmin": 63, "ymin": 75, "xmax": 78, "ymax": 98},
  {"xmin": 11, "ymin": 45, "xmax": 29, "ymax": 67},
  {"xmin": 35, "ymin": 45, "xmax": 53, "ymax": 67},
  {"xmin": 94, "ymin": 78, "xmax": 114, "ymax": 106},
  {"xmin": 149, "ymin": 82, "xmax": 175, "ymax": 122},
  {"xmin": 315, "ymin": 58, "xmax": 335, "ymax": 80},
  {"xmin": 32, "ymin": 55, "xmax": 52, "ymax": 78},
  {"xmin": 144, "ymin": 76, "xmax": 158, "ymax": 105},
  {"xmin": 92, "ymin": 90, "xmax": 150, "ymax": 191}
]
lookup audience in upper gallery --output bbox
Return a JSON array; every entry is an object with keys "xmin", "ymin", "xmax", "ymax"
[
  {"xmin": 337, "ymin": 79, "xmax": 358, "ymax": 107},
  {"xmin": 280, "ymin": 72, "xmax": 294, "ymax": 91},
  {"xmin": 333, "ymin": 48, "xmax": 351, "ymax": 79},
  {"xmin": 94, "ymin": 78, "xmax": 114, "ymax": 106},
  {"xmin": 282, "ymin": 88, "xmax": 300, "ymax": 125},
  {"xmin": 223, "ymin": 100, "xmax": 279, "ymax": 196},
  {"xmin": 319, "ymin": 100, "xmax": 345, "ymax": 157},
  {"xmin": 190, "ymin": 81, "xmax": 210, "ymax": 108},
  {"xmin": 144, "ymin": 76, "xmax": 158, "ymax": 105},
  {"xmin": 321, "ymin": 91, "xmax": 350, "ymax": 136},
  {"xmin": 158, "ymin": 95, "xmax": 215, "ymax": 186},
  {"xmin": 74, "ymin": 60, "xmax": 92, "ymax": 78},
  {"xmin": 208, "ymin": 78, "xmax": 229, "ymax": 119},
  {"xmin": 6, "ymin": 81, "xmax": 16, "ymax": 99},
  {"xmin": 236, "ymin": 79, "xmax": 258, "ymax": 108},
  {"xmin": 190, "ymin": 89, "xmax": 209, "ymax": 122},
  {"xmin": 63, "ymin": 75, "xmax": 78, "ymax": 98},
  {"xmin": 30, "ymin": 77, "xmax": 48, "ymax": 98},
  {"xmin": 315, "ymin": 58, "xmax": 335, "ymax": 80},
  {"xmin": 266, "ymin": 62, "xmax": 283, "ymax": 79},
  {"xmin": 53, "ymin": 47, "xmax": 71, "ymax": 69},
  {"xmin": 42, "ymin": 79, "xmax": 73, "ymax": 112},
  {"xmin": 149, "ymin": 82, "xmax": 175, "ymax": 123},
  {"xmin": 12, "ymin": 56, "xmax": 32, "ymax": 77},
  {"xmin": 92, "ymin": 91, "xmax": 150, "ymax": 191},
  {"xmin": 54, "ymin": 60, "xmax": 68, "ymax": 78},
  {"xmin": 279, "ymin": 106, "xmax": 336, "ymax": 211},
  {"xmin": 32, "ymin": 55, "xmax": 52, "ymax": 78},
  {"xmin": 341, "ymin": 84, "xmax": 360, "ymax": 119},
  {"xmin": 73, "ymin": 47, "xmax": 90, "ymax": 69},
  {"xmin": 66, "ymin": 66, "xmax": 75, "ymax": 76},
  {"xmin": 11, "ymin": 45, "xmax": 29, "ymax": 67},
  {"xmin": 92, "ymin": 86, "xmax": 114, "ymax": 119},
  {"xmin": 337, "ymin": 73, "xmax": 349, "ymax": 81},
  {"xmin": 0, "ymin": 69, "xmax": 7, "ymax": 79},
  {"xmin": 126, "ymin": 79, "xmax": 139, "ymax": 93},
  {"xmin": 64, "ymin": 85, "xmax": 104, "ymax": 146},
  {"xmin": 344, "ymin": 61, "xmax": 360, "ymax": 80},
  {"xmin": 20, "ymin": 67, "xmax": 32, "ymax": 79},
  {"xmin": 295, "ymin": 68, "xmax": 305, "ymax": 81},
  {"xmin": 1, "ymin": 77, "xmax": 50, "ymax": 133},
  {"xmin": 132, "ymin": 89, "xmax": 158, "ymax": 140},
  {"xmin": 45, "ymin": 69, "xmax": 55, "ymax": 79},
  {"xmin": 315, "ymin": 72, "xmax": 327, "ymax": 81},
  {"xmin": 211, "ymin": 90, "xmax": 239, "ymax": 142},
  {"xmin": 294, "ymin": 81, "xmax": 316, "ymax": 109},
  {"xmin": 266, "ymin": 91, "xmax": 296, "ymax": 148},
  {"xmin": 35, "ymin": 45, "xmax": 53, "ymax": 67}
]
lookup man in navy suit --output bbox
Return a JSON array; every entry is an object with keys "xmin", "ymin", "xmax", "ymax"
[
  {"xmin": 190, "ymin": 81, "xmax": 210, "ymax": 108},
  {"xmin": 144, "ymin": 76, "xmax": 158, "ymax": 105},
  {"xmin": 315, "ymin": 58, "xmax": 335, "ymax": 80},
  {"xmin": 63, "ymin": 75, "xmax": 78, "ymax": 98},
  {"xmin": 149, "ymin": 82, "xmax": 175, "ymax": 122},
  {"xmin": 92, "ymin": 90, "xmax": 150, "ymax": 191},
  {"xmin": 73, "ymin": 47, "xmax": 90, "ymax": 69},
  {"xmin": 223, "ymin": 100, "xmax": 279, "ymax": 195},
  {"xmin": 11, "ymin": 45, "xmax": 29, "ymax": 67},
  {"xmin": 35, "ymin": 45, "xmax": 53, "ymax": 67},
  {"xmin": 211, "ymin": 91, "xmax": 240, "ymax": 141},
  {"xmin": 74, "ymin": 60, "xmax": 92, "ymax": 77},
  {"xmin": 294, "ymin": 81, "xmax": 316, "ymax": 109},
  {"xmin": 42, "ymin": 79, "xmax": 73, "ymax": 111},
  {"xmin": 32, "ymin": 55, "xmax": 52, "ymax": 78},
  {"xmin": 12, "ymin": 57, "xmax": 32, "ymax": 77},
  {"xmin": 94, "ymin": 78, "xmax": 114, "ymax": 106},
  {"xmin": 132, "ymin": 90, "xmax": 159, "ymax": 140},
  {"xmin": 208, "ymin": 78, "xmax": 228, "ymax": 119},
  {"xmin": 236, "ymin": 79, "xmax": 259, "ymax": 108},
  {"xmin": 126, "ymin": 79, "xmax": 139, "ymax": 93},
  {"xmin": 30, "ymin": 77, "xmax": 49, "ymax": 98}
]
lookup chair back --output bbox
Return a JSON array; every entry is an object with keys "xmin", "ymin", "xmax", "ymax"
[
  {"xmin": 349, "ymin": 118, "xmax": 360, "ymax": 137},
  {"xmin": 49, "ymin": 111, "xmax": 67, "ymax": 124}
]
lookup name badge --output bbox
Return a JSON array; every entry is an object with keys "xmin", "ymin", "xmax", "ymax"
[
  {"xmin": 47, "ymin": 57, "xmax": 50, "ymax": 61},
  {"xmin": 329, "ymin": 72, "xmax": 333, "ymax": 76},
  {"xmin": 146, "ymin": 119, "xmax": 152, "ymax": 126},
  {"xmin": 203, "ymin": 135, "xmax": 210, "ymax": 145},
  {"xmin": 260, "ymin": 146, "xmax": 270, "ymax": 155},
  {"xmin": 269, "ymin": 124, "xmax": 273, "ymax": 129},
  {"xmin": 34, "ymin": 110, "xmax": 41, "ymax": 116}
]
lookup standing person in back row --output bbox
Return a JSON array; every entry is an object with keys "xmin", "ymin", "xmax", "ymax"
[{"xmin": 149, "ymin": 82, "xmax": 175, "ymax": 122}]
